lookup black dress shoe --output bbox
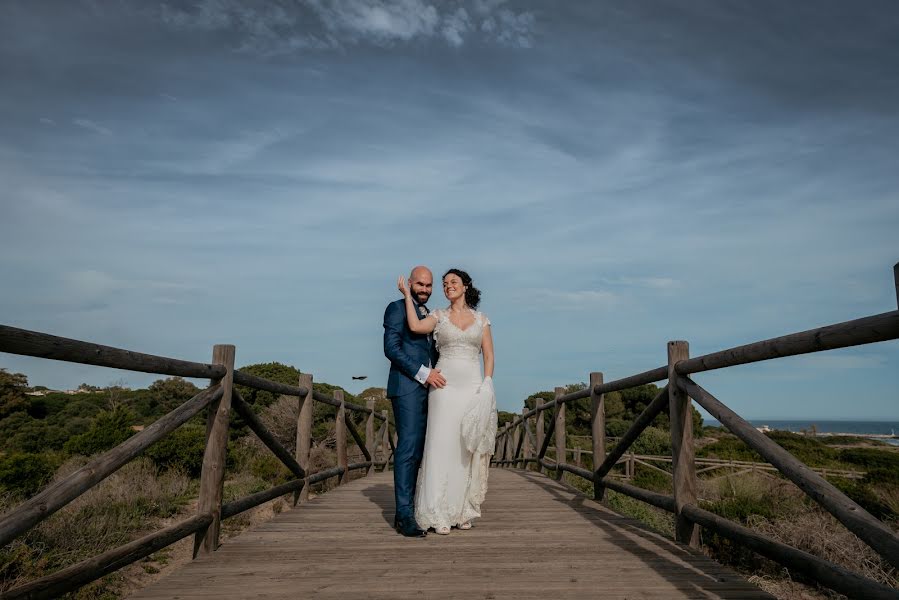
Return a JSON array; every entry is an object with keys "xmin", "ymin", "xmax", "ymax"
[{"xmin": 394, "ymin": 516, "xmax": 426, "ymax": 537}]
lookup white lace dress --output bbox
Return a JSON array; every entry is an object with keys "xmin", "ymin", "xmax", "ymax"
[{"xmin": 414, "ymin": 309, "xmax": 497, "ymax": 530}]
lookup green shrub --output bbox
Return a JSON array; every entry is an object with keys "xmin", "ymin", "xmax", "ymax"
[
  {"xmin": 631, "ymin": 427, "xmax": 671, "ymax": 455},
  {"xmin": 0, "ymin": 452, "xmax": 61, "ymax": 496},
  {"xmin": 632, "ymin": 465, "xmax": 672, "ymax": 493},
  {"xmin": 832, "ymin": 477, "xmax": 895, "ymax": 521},
  {"xmin": 606, "ymin": 419, "xmax": 630, "ymax": 437},
  {"xmin": 64, "ymin": 407, "xmax": 133, "ymax": 457},
  {"xmin": 839, "ymin": 447, "xmax": 899, "ymax": 472},
  {"xmin": 766, "ymin": 431, "xmax": 838, "ymax": 467},
  {"xmin": 144, "ymin": 424, "xmax": 207, "ymax": 478}
]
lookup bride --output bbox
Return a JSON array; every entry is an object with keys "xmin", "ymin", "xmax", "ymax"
[{"xmin": 397, "ymin": 268, "xmax": 497, "ymax": 534}]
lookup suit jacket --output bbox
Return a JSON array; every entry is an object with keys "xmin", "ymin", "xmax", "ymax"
[{"xmin": 383, "ymin": 299, "xmax": 439, "ymax": 399}]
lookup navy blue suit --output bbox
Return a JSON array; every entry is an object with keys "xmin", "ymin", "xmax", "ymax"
[{"xmin": 383, "ymin": 298, "xmax": 438, "ymax": 521}]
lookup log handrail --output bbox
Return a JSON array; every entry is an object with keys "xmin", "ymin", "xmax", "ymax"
[
  {"xmin": 495, "ymin": 262, "xmax": 899, "ymax": 597},
  {"xmin": 0, "ymin": 324, "xmax": 225, "ymax": 379},
  {"xmin": 0, "ymin": 323, "xmax": 395, "ymax": 598}
]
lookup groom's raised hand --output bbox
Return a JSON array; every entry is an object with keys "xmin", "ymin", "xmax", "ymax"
[{"xmin": 426, "ymin": 368, "xmax": 447, "ymax": 389}]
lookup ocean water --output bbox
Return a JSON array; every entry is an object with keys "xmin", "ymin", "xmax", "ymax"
[{"xmin": 705, "ymin": 419, "xmax": 899, "ymax": 446}]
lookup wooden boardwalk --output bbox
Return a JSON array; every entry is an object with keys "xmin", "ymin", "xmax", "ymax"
[{"xmin": 131, "ymin": 469, "xmax": 773, "ymax": 599}]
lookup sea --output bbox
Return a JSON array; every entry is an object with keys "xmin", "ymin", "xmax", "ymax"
[{"xmin": 704, "ymin": 419, "xmax": 899, "ymax": 446}]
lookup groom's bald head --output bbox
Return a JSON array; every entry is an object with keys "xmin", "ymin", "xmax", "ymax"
[{"xmin": 409, "ymin": 266, "xmax": 433, "ymax": 304}]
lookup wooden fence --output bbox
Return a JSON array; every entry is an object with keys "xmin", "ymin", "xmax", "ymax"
[
  {"xmin": 557, "ymin": 448, "xmax": 867, "ymax": 481},
  {"xmin": 0, "ymin": 329, "xmax": 394, "ymax": 599},
  {"xmin": 492, "ymin": 262, "xmax": 899, "ymax": 600}
]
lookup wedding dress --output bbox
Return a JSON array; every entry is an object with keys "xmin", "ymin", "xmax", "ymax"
[{"xmin": 414, "ymin": 309, "xmax": 497, "ymax": 531}]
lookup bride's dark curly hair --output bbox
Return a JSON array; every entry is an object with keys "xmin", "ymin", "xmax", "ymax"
[{"xmin": 443, "ymin": 268, "xmax": 481, "ymax": 310}]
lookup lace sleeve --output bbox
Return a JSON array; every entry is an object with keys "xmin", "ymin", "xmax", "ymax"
[{"xmin": 479, "ymin": 312, "xmax": 490, "ymax": 327}]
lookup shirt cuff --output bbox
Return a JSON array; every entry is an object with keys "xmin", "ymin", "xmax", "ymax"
[{"xmin": 414, "ymin": 365, "xmax": 431, "ymax": 385}]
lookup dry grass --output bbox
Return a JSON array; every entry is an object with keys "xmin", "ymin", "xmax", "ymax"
[{"xmin": 1, "ymin": 457, "xmax": 193, "ymax": 596}]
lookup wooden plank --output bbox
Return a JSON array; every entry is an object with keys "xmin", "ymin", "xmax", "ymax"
[
  {"xmin": 365, "ymin": 399, "xmax": 376, "ymax": 475},
  {"xmin": 0, "ymin": 324, "xmax": 224, "ymax": 379},
  {"xmin": 196, "ymin": 344, "xmax": 235, "ymax": 556},
  {"xmin": 668, "ymin": 341, "xmax": 698, "ymax": 547},
  {"xmin": 131, "ymin": 469, "xmax": 773, "ymax": 600}
]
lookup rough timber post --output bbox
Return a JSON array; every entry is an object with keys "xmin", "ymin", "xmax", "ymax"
[
  {"xmin": 335, "ymin": 390, "xmax": 348, "ymax": 484},
  {"xmin": 366, "ymin": 399, "xmax": 376, "ymax": 475},
  {"xmin": 554, "ymin": 387, "xmax": 566, "ymax": 480},
  {"xmin": 590, "ymin": 372, "xmax": 606, "ymax": 501},
  {"xmin": 668, "ymin": 341, "xmax": 699, "ymax": 547},
  {"xmin": 296, "ymin": 373, "xmax": 313, "ymax": 503},
  {"xmin": 195, "ymin": 344, "xmax": 235, "ymax": 556},
  {"xmin": 535, "ymin": 398, "xmax": 545, "ymax": 474}
]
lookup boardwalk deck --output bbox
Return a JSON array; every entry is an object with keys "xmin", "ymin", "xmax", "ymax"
[{"xmin": 130, "ymin": 469, "xmax": 772, "ymax": 599}]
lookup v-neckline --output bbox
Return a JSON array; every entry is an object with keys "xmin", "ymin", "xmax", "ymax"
[{"xmin": 445, "ymin": 309, "xmax": 478, "ymax": 333}]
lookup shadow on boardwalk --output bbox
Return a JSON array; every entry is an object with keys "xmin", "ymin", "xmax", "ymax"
[{"xmin": 129, "ymin": 469, "xmax": 772, "ymax": 599}]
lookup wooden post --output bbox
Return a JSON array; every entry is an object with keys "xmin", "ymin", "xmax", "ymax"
[
  {"xmin": 365, "ymin": 399, "xmax": 376, "ymax": 475},
  {"xmin": 575, "ymin": 448, "xmax": 582, "ymax": 467},
  {"xmin": 554, "ymin": 387, "xmax": 566, "ymax": 480},
  {"xmin": 668, "ymin": 341, "xmax": 699, "ymax": 547},
  {"xmin": 521, "ymin": 407, "xmax": 532, "ymax": 468},
  {"xmin": 512, "ymin": 418, "xmax": 521, "ymax": 468},
  {"xmin": 195, "ymin": 344, "xmax": 235, "ymax": 556},
  {"xmin": 535, "ymin": 399, "xmax": 545, "ymax": 474},
  {"xmin": 296, "ymin": 373, "xmax": 313, "ymax": 503},
  {"xmin": 503, "ymin": 424, "xmax": 512, "ymax": 467},
  {"xmin": 590, "ymin": 372, "xmax": 606, "ymax": 501},
  {"xmin": 335, "ymin": 390, "xmax": 348, "ymax": 484}
]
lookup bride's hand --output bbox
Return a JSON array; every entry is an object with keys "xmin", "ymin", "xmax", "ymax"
[{"xmin": 397, "ymin": 275, "xmax": 411, "ymax": 298}]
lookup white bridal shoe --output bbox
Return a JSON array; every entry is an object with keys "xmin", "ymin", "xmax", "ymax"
[
  {"xmin": 458, "ymin": 522, "xmax": 472, "ymax": 530},
  {"xmin": 435, "ymin": 526, "xmax": 451, "ymax": 535}
]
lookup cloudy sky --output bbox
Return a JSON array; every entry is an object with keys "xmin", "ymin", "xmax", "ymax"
[{"xmin": 1, "ymin": 0, "xmax": 897, "ymax": 420}]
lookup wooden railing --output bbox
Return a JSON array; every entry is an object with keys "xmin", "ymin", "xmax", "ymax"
[
  {"xmin": 555, "ymin": 448, "xmax": 867, "ymax": 481},
  {"xmin": 0, "ymin": 328, "xmax": 394, "ymax": 599},
  {"xmin": 492, "ymin": 262, "xmax": 899, "ymax": 600}
]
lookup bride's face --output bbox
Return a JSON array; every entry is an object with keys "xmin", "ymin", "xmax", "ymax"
[{"xmin": 443, "ymin": 274, "xmax": 466, "ymax": 302}]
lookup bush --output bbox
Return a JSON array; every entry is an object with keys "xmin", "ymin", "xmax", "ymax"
[
  {"xmin": 64, "ymin": 407, "xmax": 134, "ymax": 457},
  {"xmin": 144, "ymin": 424, "xmax": 207, "ymax": 478},
  {"xmin": 631, "ymin": 427, "xmax": 671, "ymax": 455},
  {"xmin": 606, "ymin": 419, "xmax": 630, "ymax": 438},
  {"xmin": 839, "ymin": 447, "xmax": 899, "ymax": 472},
  {"xmin": 0, "ymin": 452, "xmax": 61, "ymax": 496}
]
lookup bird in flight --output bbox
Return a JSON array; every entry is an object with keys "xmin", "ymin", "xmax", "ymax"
[{"xmin": 352, "ymin": 375, "xmax": 368, "ymax": 380}]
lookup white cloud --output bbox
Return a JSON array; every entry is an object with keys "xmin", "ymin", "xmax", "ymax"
[
  {"xmin": 72, "ymin": 118, "xmax": 112, "ymax": 136},
  {"xmin": 39, "ymin": 117, "xmax": 56, "ymax": 126},
  {"xmin": 157, "ymin": 0, "xmax": 535, "ymax": 51}
]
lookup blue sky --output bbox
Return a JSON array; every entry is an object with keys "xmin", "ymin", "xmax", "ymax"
[{"xmin": 1, "ymin": 1, "xmax": 897, "ymax": 420}]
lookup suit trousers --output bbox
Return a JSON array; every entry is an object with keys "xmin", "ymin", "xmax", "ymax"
[{"xmin": 390, "ymin": 386, "xmax": 428, "ymax": 521}]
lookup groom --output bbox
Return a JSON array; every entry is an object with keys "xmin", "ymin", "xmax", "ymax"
[{"xmin": 383, "ymin": 265, "xmax": 445, "ymax": 537}]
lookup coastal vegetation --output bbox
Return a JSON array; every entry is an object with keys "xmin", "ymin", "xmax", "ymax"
[
  {"xmin": 0, "ymin": 365, "xmax": 387, "ymax": 598},
  {"xmin": 2, "ymin": 366, "xmax": 896, "ymax": 599}
]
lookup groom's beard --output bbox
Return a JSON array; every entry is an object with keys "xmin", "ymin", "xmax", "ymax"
[{"xmin": 414, "ymin": 291, "xmax": 431, "ymax": 305}]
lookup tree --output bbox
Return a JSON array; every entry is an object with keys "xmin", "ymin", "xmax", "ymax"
[
  {"xmin": 0, "ymin": 368, "xmax": 29, "ymax": 419},
  {"xmin": 64, "ymin": 405, "xmax": 134, "ymax": 456},
  {"xmin": 235, "ymin": 362, "xmax": 302, "ymax": 408}
]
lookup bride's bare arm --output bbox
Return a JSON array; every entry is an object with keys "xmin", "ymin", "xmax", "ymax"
[
  {"xmin": 397, "ymin": 275, "xmax": 437, "ymax": 334},
  {"xmin": 481, "ymin": 324, "xmax": 494, "ymax": 378}
]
